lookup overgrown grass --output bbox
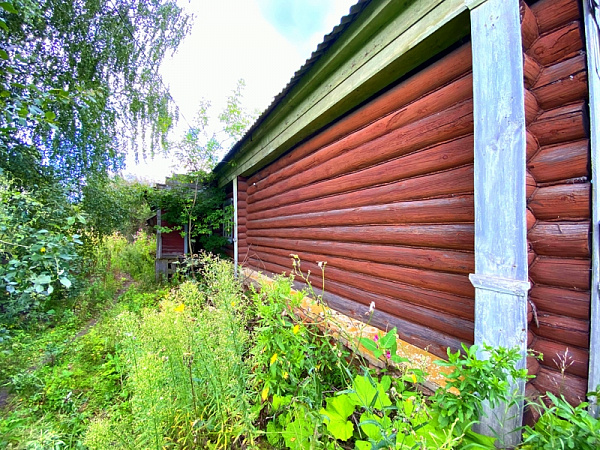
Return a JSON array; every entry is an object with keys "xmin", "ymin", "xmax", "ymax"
[{"xmin": 2, "ymin": 241, "xmax": 596, "ymax": 449}]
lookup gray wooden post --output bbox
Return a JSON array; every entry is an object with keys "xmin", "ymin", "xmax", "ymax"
[
  {"xmin": 468, "ymin": 0, "xmax": 530, "ymax": 445},
  {"xmin": 583, "ymin": 0, "xmax": 600, "ymax": 417},
  {"xmin": 233, "ymin": 176, "xmax": 239, "ymax": 277}
]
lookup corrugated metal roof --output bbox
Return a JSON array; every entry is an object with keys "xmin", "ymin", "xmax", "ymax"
[{"xmin": 213, "ymin": 0, "xmax": 371, "ymax": 174}]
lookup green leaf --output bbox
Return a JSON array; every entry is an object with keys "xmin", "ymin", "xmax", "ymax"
[
  {"xmin": 320, "ymin": 394, "xmax": 355, "ymax": 441},
  {"xmin": 355, "ymin": 440, "xmax": 371, "ymax": 450},
  {"xmin": 44, "ymin": 111, "xmax": 56, "ymax": 121},
  {"xmin": 47, "ymin": 285, "xmax": 53, "ymax": 295},
  {"xmin": 359, "ymin": 336, "xmax": 379, "ymax": 353},
  {"xmin": 59, "ymin": 277, "xmax": 72, "ymax": 288},
  {"xmin": 349, "ymin": 375, "xmax": 391, "ymax": 410},
  {"xmin": 0, "ymin": 49, "xmax": 8, "ymax": 60},
  {"xmin": 35, "ymin": 274, "xmax": 52, "ymax": 285},
  {"xmin": 0, "ymin": 18, "xmax": 8, "ymax": 32},
  {"xmin": 0, "ymin": 2, "xmax": 18, "ymax": 14}
]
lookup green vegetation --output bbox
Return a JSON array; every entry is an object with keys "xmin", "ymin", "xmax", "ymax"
[{"xmin": 2, "ymin": 235, "xmax": 598, "ymax": 449}]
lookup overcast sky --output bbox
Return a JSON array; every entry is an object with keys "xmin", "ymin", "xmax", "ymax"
[{"xmin": 123, "ymin": 0, "xmax": 357, "ymax": 182}]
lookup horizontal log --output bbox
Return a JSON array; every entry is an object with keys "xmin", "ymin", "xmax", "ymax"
[
  {"xmin": 238, "ymin": 216, "xmax": 247, "ymax": 226},
  {"xmin": 529, "ymin": 285, "xmax": 590, "ymax": 320},
  {"xmin": 532, "ymin": 367, "xmax": 587, "ymax": 406},
  {"xmin": 527, "ymin": 171, "xmax": 537, "ymax": 199},
  {"xmin": 247, "ymin": 237, "xmax": 474, "ymax": 274},
  {"xmin": 531, "ymin": 0, "xmax": 580, "ymax": 35},
  {"xmin": 247, "ymin": 224, "xmax": 474, "ymax": 250},
  {"xmin": 535, "ymin": 313, "xmax": 589, "ymax": 349},
  {"xmin": 294, "ymin": 276, "xmax": 469, "ymax": 358},
  {"xmin": 238, "ymin": 225, "xmax": 247, "ymax": 235},
  {"xmin": 527, "ymin": 208, "xmax": 537, "ymax": 231},
  {"xmin": 527, "ymin": 102, "xmax": 587, "ymax": 147},
  {"xmin": 525, "ymin": 89, "xmax": 541, "ymax": 125},
  {"xmin": 523, "ymin": 53, "xmax": 542, "ymax": 88},
  {"xmin": 534, "ymin": 53, "xmax": 585, "ymax": 87},
  {"xmin": 248, "ymin": 135, "xmax": 474, "ymax": 214},
  {"xmin": 247, "ymin": 195, "xmax": 475, "ymax": 229},
  {"xmin": 527, "ymin": 140, "xmax": 589, "ymax": 183},
  {"xmin": 249, "ymin": 98, "xmax": 474, "ymax": 202},
  {"xmin": 520, "ymin": 0, "xmax": 540, "ymax": 50},
  {"xmin": 238, "ymin": 232, "xmax": 247, "ymax": 241},
  {"xmin": 528, "ymin": 221, "xmax": 590, "ymax": 257},
  {"xmin": 237, "ymin": 200, "xmax": 247, "ymax": 210},
  {"xmin": 532, "ymin": 54, "xmax": 587, "ymax": 110},
  {"xmin": 527, "ymin": 22, "xmax": 583, "ymax": 66},
  {"xmin": 527, "ymin": 130, "xmax": 540, "ymax": 161},
  {"xmin": 237, "ymin": 209, "xmax": 247, "ymax": 219},
  {"xmin": 249, "ymin": 165, "xmax": 474, "ymax": 221},
  {"xmin": 529, "ymin": 256, "xmax": 590, "ymax": 290},
  {"xmin": 251, "ymin": 248, "xmax": 475, "ymax": 298},
  {"xmin": 245, "ymin": 260, "xmax": 472, "ymax": 356},
  {"xmin": 247, "ymin": 44, "xmax": 473, "ymax": 187},
  {"xmin": 528, "ymin": 182, "xmax": 590, "ymax": 221},
  {"xmin": 533, "ymin": 339, "xmax": 588, "ymax": 378}
]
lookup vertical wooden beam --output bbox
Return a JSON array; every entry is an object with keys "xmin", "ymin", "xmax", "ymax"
[
  {"xmin": 156, "ymin": 209, "xmax": 162, "ymax": 259},
  {"xmin": 233, "ymin": 176, "xmax": 239, "ymax": 277},
  {"xmin": 468, "ymin": 0, "xmax": 530, "ymax": 445},
  {"xmin": 583, "ymin": 0, "xmax": 600, "ymax": 417}
]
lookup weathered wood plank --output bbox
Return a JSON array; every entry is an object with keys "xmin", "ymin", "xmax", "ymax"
[
  {"xmin": 247, "ymin": 224, "xmax": 475, "ymax": 250},
  {"xmin": 527, "ymin": 129, "xmax": 540, "ymax": 161},
  {"xmin": 529, "ymin": 256, "xmax": 591, "ymax": 289},
  {"xmin": 525, "ymin": 88, "xmax": 541, "ymax": 124},
  {"xmin": 528, "ymin": 183, "xmax": 590, "ymax": 220},
  {"xmin": 248, "ymin": 166, "xmax": 474, "ymax": 220},
  {"xmin": 248, "ymin": 135, "xmax": 474, "ymax": 213},
  {"xmin": 583, "ymin": 0, "xmax": 600, "ymax": 413},
  {"xmin": 528, "ymin": 221, "xmax": 591, "ymax": 257},
  {"xmin": 470, "ymin": 0, "xmax": 528, "ymax": 441},
  {"xmin": 527, "ymin": 140, "xmax": 589, "ymax": 183},
  {"xmin": 247, "ymin": 195, "xmax": 474, "ymax": 229}
]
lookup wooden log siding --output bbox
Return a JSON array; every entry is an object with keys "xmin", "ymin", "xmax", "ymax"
[
  {"xmin": 243, "ymin": 43, "xmax": 475, "ymax": 354},
  {"xmin": 237, "ymin": 177, "xmax": 248, "ymax": 264},
  {"xmin": 524, "ymin": 0, "xmax": 591, "ymax": 405}
]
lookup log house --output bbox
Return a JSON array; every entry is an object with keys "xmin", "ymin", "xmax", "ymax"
[{"xmin": 213, "ymin": 0, "xmax": 600, "ymax": 441}]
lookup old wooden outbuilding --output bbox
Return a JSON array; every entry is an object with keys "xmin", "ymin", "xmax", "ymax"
[{"xmin": 214, "ymin": 0, "xmax": 600, "ymax": 443}]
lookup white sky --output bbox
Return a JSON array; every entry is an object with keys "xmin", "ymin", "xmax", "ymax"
[{"xmin": 123, "ymin": 0, "xmax": 357, "ymax": 183}]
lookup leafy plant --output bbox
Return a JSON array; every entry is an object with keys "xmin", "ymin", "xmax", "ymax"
[
  {"xmin": 431, "ymin": 343, "xmax": 529, "ymax": 433},
  {"xmin": 521, "ymin": 391, "xmax": 600, "ymax": 449}
]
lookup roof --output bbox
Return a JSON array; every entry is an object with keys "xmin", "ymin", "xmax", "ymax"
[{"xmin": 213, "ymin": 0, "xmax": 371, "ymax": 174}]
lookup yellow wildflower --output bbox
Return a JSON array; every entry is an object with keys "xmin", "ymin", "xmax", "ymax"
[
  {"xmin": 292, "ymin": 324, "xmax": 300, "ymax": 335},
  {"xmin": 174, "ymin": 304, "xmax": 185, "ymax": 313},
  {"xmin": 261, "ymin": 385, "xmax": 270, "ymax": 401},
  {"xmin": 40, "ymin": 247, "xmax": 46, "ymax": 253},
  {"xmin": 231, "ymin": 301, "xmax": 236, "ymax": 307},
  {"xmin": 270, "ymin": 353, "xmax": 278, "ymax": 365},
  {"xmin": 411, "ymin": 373, "xmax": 417, "ymax": 383},
  {"xmin": 283, "ymin": 371, "xmax": 289, "ymax": 380}
]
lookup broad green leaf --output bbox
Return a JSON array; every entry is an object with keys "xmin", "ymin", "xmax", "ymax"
[
  {"xmin": 47, "ymin": 285, "xmax": 53, "ymax": 295},
  {"xmin": 320, "ymin": 394, "xmax": 355, "ymax": 441},
  {"xmin": 350, "ymin": 375, "xmax": 391, "ymax": 410},
  {"xmin": 0, "ymin": 49, "xmax": 8, "ymax": 60},
  {"xmin": 355, "ymin": 440, "xmax": 371, "ymax": 450},
  {"xmin": 358, "ymin": 412, "xmax": 391, "ymax": 442},
  {"xmin": 35, "ymin": 274, "xmax": 52, "ymax": 284},
  {"xmin": 44, "ymin": 111, "xmax": 56, "ymax": 121},
  {"xmin": 359, "ymin": 336, "xmax": 379, "ymax": 353},
  {"xmin": 59, "ymin": 277, "xmax": 72, "ymax": 288}
]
